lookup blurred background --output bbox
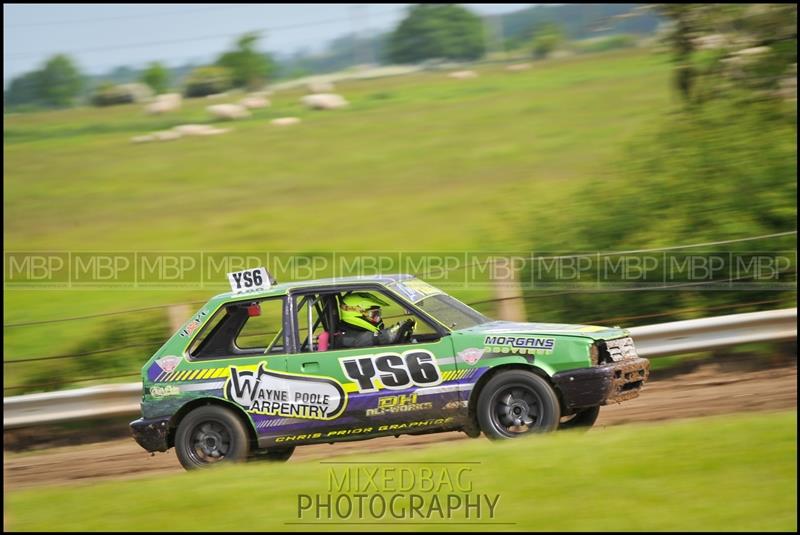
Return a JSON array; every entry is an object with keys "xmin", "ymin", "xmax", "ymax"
[
  {"xmin": 4, "ymin": 2, "xmax": 796, "ymax": 394},
  {"xmin": 2, "ymin": 3, "xmax": 797, "ymax": 530}
]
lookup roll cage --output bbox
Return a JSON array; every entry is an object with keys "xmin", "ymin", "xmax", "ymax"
[
  {"xmin": 287, "ymin": 283, "xmax": 451, "ymax": 353},
  {"xmin": 183, "ymin": 281, "xmax": 453, "ymax": 360}
]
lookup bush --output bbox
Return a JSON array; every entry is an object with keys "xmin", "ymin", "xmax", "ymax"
[
  {"xmin": 16, "ymin": 310, "xmax": 170, "ymax": 394},
  {"xmin": 90, "ymin": 82, "xmax": 153, "ymax": 107},
  {"xmin": 91, "ymin": 82, "xmax": 136, "ymax": 107},
  {"xmin": 521, "ymin": 98, "xmax": 797, "ymax": 325},
  {"xmin": 184, "ymin": 66, "xmax": 233, "ymax": 98}
]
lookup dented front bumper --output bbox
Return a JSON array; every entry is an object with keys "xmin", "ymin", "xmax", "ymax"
[{"xmin": 552, "ymin": 357, "xmax": 650, "ymax": 410}]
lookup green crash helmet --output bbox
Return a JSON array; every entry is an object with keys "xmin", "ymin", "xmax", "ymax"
[{"xmin": 339, "ymin": 292, "xmax": 391, "ymax": 333}]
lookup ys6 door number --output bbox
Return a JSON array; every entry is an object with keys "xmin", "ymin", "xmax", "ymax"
[{"xmin": 340, "ymin": 351, "xmax": 442, "ymax": 393}]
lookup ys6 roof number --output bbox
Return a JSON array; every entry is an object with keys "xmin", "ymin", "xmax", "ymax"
[{"xmin": 227, "ymin": 267, "xmax": 272, "ymax": 294}]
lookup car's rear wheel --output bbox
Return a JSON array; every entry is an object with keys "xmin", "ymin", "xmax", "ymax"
[
  {"xmin": 175, "ymin": 405, "xmax": 250, "ymax": 470},
  {"xmin": 559, "ymin": 406, "xmax": 600, "ymax": 431},
  {"xmin": 250, "ymin": 446, "xmax": 295, "ymax": 462},
  {"xmin": 477, "ymin": 370, "xmax": 560, "ymax": 439}
]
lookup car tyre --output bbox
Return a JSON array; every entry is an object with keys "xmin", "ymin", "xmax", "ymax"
[
  {"xmin": 558, "ymin": 406, "xmax": 600, "ymax": 431},
  {"xmin": 477, "ymin": 370, "xmax": 560, "ymax": 440},
  {"xmin": 175, "ymin": 405, "xmax": 250, "ymax": 470}
]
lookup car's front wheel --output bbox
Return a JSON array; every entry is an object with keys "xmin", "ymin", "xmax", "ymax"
[
  {"xmin": 476, "ymin": 370, "xmax": 560, "ymax": 439},
  {"xmin": 174, "ymin": 405, "xmax": 250, "ymax": 470}
]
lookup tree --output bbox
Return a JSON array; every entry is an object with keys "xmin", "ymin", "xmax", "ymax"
[
  {"xmin": 521, "ymin": 97, "xmax": 797, "ymax": 330},
  {"xmin": 387, "ymin": 5, "xmax": 486, "ymax": 63},
  {"xmin": 141, "ymin": 62, "xmax": 169, "ymax": 94},
  {"xmin": 531, "ymin": 23, "xmax": 563, "ymax": 59},
  {"xmin": 4, "ymin": 54, "xmax": 84, "ymax": 109},
  {"xmin": 518, "ymin": 6, "xmax": 797, "ymax": 327},
  {"xmin": 655, "ymin": 4, "xmax": 797, "ymax": 104},
  {"xmin": 36, "ymin": 54, "xmax": 84, "ymax": 107},
  {"xmin": 4, "ymin": 70, "xmax": 44, "ymax": 108},
  {"xmin": 216, "ymin": 32, "xmax": 275, "ymax": 90}
]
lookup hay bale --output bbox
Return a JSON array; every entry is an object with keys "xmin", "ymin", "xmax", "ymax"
[
  {"xmin": 194, "ymin": 127, "xmax": 230, "ymax": 136},
  {"xmin": 144, "ymin": 93, "xmax": 182, "ymax": 114},
  {"xmin": 206, "ymin": 103, "xmax": 251, "ymax": 120},
  {"xmin": 152, "ymin": 130, "xmax": 182, "ymax": 141},
  {"xmin": 173, "ymin": 124, "xmax": 209, "ymax": 136},
  {"xmin": 173, "ymin": 124, "xmax": 231, "ymax": 136},
  {"xmin": 131, "ymin": 134, "xmax": 156, "ymax": 143},
  {"xmin": 271, "ymin": 117, "xmax": 301, "ymax": 126},
  {"xmin": 240, "ymin": 96, "xmax": 270, "ymax": 109},
  {"xmin": 448, "ymin": 70, "xmax": 478, "ymax": 79},
  {"xmin": 300, "ymin": 93, "xmax": 348, "ymax": 110}
]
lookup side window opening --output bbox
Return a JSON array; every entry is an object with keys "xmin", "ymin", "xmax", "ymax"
[
  {"xmin": 293, "ymin": 288, "xmax": 441, "ymax": 353},
  {"xmin": 296, "ymin": 294, "xmax": 335, "ymax": 353},
  {"xmin": 189, "ymin": 297, "xmax": 285, "ymax": 359}
]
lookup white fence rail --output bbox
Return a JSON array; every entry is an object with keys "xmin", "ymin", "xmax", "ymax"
[
  {"xmin": 629, "ymin": 307, "xmax": 797, "ymax": 357},
  {"xmin": 4, "ymin": 308, "xmax": 796, "ymax": 429},
  {"xmin": 4, "ymin": 383, "xmax": 142, "ymax": 429}
]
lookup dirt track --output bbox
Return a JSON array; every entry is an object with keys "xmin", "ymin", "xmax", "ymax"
[{"xmin": 4, "ymin": 363, "xmax": 796, "ymax": 491}]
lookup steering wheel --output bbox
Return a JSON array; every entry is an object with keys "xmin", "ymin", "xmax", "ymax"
[{"xmin": 396, "ymin": 318, "xmax": 416, "ymax": 343}]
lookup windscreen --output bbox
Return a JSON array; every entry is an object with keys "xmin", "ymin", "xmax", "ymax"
[{"xmin": 415, "ymin": 293, "xmax": 489, "ymax": 330}]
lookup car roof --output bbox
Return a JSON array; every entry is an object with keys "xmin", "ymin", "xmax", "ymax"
[{"xmin": 210, "ymin": 273, "xmax": 417, "ymax": 303}]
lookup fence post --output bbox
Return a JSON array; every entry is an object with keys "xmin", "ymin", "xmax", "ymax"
[
  {"xmin": 491, "ymin": 261, "xmax": 527, "ymax": 322},
  {"xmin": 167, "ymin": 304, "xmax": 192, "ymax": 333}
]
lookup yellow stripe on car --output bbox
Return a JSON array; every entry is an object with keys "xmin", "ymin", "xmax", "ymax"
[{"xmin": 199, "ymin": 369, "xmax": 214, "ymax": 379}]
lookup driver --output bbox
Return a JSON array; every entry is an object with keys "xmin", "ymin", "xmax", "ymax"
[{"xmin": 337, "ymin": 292, "xmax": 415, "ymax": 348}]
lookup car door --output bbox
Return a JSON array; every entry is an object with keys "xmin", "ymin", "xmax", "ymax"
[
  {"xmin": 180, "ymin": 296, "xmax": 290, "ymax": 436},
  {"xmin": 284, "ymin": 286, "xmax": 462, "ymax": 440}
]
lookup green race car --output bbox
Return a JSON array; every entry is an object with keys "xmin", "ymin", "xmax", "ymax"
[{"xmin": 130, "ymin": 269, "xmax": 650, "ymax": 469}]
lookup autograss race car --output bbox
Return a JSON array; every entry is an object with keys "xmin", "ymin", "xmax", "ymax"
[{"xmin": 131, "ymin": 268, "xmax": 650, "ymax": 469}]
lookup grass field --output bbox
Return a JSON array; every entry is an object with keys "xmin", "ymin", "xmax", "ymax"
[
  {"xmin": 5, "ymin": 410, "xmax": 797, "ymax": 531},
  {"xmin": 3, "ymin": 49, "xmax": 673, "ymax": 388}
]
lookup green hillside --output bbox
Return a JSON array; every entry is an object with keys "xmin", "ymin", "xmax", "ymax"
[{"xmin": 4, "ymin": 49, "xmax": 671, "ymax": 390}]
